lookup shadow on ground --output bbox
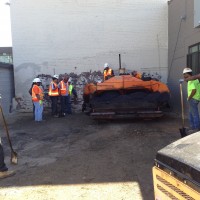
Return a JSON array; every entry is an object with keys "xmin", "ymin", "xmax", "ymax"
[{"xmin": 0, "ymin": 112, "xmax": 181, "ymax": 200}]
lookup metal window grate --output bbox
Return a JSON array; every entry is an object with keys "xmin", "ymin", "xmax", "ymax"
[
  {"xmin": 157, "ymin": 184, "xmax": 179, "ymax": 200},
  {"xmin": 156, "ymin": 175, "xmax": 195, "ymax": 200}
]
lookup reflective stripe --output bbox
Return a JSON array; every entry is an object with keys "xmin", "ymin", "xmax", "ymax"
[
  {"xmin": 32, "ymin": 85, "xmax": 43, "ymax": 102},
  {"xmin": 104, "ymin": 68, "xmax": 112, "ymax": 80},
  {"xmin": 60, "ymin": 80, "xmax": 69, "ymax": 96},
  {"xmin": 48, "ymin": 82, "xmax": 59, "ymax": 96},
  {"xmin": 135, "ymin": 73, "xmax": 142, "ymax": 79}
]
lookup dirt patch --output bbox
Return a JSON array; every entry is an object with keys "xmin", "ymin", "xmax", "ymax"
[{"xmin": 0, "ymin": 111, "xmax": 181, "ymax": 199}]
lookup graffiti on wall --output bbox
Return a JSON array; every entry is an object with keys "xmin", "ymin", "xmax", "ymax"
[
  {"xmin": 14, "ymin": 69, "xmax": 162, "ymax": 112},
  {"xmin": 33, "ymin": 71, "xmax": 103, "ymax": 112}
]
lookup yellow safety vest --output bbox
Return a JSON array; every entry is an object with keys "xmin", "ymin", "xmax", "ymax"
[{"xmin": 69, "ymin": 84, "xmax": 73, "ymax": 95}]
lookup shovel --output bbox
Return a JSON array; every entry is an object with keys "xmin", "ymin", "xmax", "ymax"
[
  {"xmin": 0, "ymin": 104, "xmax": 18, "ymax": 164},
  {"xmin": 179, "ymin": 79, "xmax": 187, "ymax": 138}
]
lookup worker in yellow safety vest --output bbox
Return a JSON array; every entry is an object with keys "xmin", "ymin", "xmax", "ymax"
[
  {"xmin": 68, "ymin": 77, "xmax": 78, "ymax": 97},
  {"xmin": 103, "ymin": 63, "xmax": 114, "ymax": 81},
  {"xmin": 48, "ymin": 74, "xmax": 59, "ymax": 117},
  {"xmin": 67, "ymin": 77, "xmax": 78, "ymax": 114},
  {"xmin": 58, "ymin": 75, "xmax": 69, "ymax": 117},
  {"xmin": 32, "ymin": 78, "xmax": 44, "ymax": 122}
]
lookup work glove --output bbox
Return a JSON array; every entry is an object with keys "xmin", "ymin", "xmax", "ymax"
[
  {"xmin": 179, "ymin": 79, "xmax": 184, "ymax": 84},
  {"xmin": 39, "ymin": 100, "xmax": 43, "ymax": 105}
]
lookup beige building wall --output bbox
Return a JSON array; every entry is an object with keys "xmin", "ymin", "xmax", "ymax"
[{"xmin": 168, "ymin": 0, "xmax": 200, "ymax": 112}]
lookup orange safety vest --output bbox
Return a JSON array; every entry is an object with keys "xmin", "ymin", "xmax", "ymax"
[
  {"xmin": 135, "ymin": 73, "xmax": 142, "ymax": 79},
  {"xmin": 48, "ymin": 82, "xmax": 59, "ymax": 96},
  {"xmin": 60, "ymin": 80, "xmax": 69, "ymax": 96},
  {"xmin": 104, "ymin": 68, "xmax": 113, "ymax": 80},
  {"xmin": 32, "ymin": 85, "xmax": 43, "ymax": 102}
]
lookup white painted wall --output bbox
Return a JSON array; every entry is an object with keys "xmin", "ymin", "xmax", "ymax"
[{"xmin": 10, "ymin": 0, "xmax": 168, "ymax": 110}]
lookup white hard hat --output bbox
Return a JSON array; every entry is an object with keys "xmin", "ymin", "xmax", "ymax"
[
  {"xmin": 53, "ymin": 74, "xmax": 59, "ymax": 79},
  {"xmin": 183, "ymin": 68, "xmax": 192, "ymax": 74},
  {"xmin": 104, "ymin": 63, "xmax": 109, "ymax": 69},
  {"xmin": 33, "ymin": 78, "xmax": 41, "ymax": 83},
  {"xmin": 68, "ymin": 77, "xmax": 72, "ymax": 82}
]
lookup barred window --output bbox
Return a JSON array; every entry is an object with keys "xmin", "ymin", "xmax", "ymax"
[
  {"xmin": 0, "ymin": 53, "xmax": 13, "ymax": 64},
  {"xmin": 187, "ymin": 42, "xmax": 200, "ymax": 74}
]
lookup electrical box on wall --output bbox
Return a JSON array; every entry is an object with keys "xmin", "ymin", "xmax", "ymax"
[{"xmin": 194, "ymin": 0, "xmax": 200, "ymax": 28}]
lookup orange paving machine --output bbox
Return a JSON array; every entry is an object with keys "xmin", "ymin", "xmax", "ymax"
[{"xmin": 82, "ymin": 74, "xmax": 170, "ymax": 120}]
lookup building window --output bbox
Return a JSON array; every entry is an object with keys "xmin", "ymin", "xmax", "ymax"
[
  {"xmin": 0, "ymin": 53, "xmax": 13, "ymax": 64},
  {"xmin": 187, "ymin": 43, "xmax": 200, "ymax": 74}
]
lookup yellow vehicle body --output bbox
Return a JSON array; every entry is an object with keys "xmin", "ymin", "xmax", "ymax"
[
  {"xmin": 152, "ymin": 132, "xmax": 200, "ymax": 200},
  {"xmin": 153, "ymin": 166, "xmax": 200, "ymax": 200}
]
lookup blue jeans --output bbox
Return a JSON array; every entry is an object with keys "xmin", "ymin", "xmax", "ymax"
[
  {"xmin": 188, "ymin": 98, "xmax": 200, "ymax": 129},
  {"xmin": 60, "ymin": 95, "xmax": 71, "ymax": 114},
  {"xmin": 66, "ymin": 95, "xmax": 72, "ymax": 114},
  {"xmin": 33, "ymin": 102, "xmax": 43, "ymax": 121}
]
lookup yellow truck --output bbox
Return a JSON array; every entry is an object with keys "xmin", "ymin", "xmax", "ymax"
[{"xmin": 153, "ymin": 132, "xmax": 200, "ymax": 199}]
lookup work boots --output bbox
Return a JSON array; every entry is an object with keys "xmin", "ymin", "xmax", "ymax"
[
  {"xmin": 187, "ymin": 128, "xmax": 200, "ymax": 135},
  {"xmin": 0, "ymin": 170, "xmax": 15, "ymax": 179}
]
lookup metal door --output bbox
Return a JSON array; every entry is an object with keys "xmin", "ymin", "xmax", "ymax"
[{"xmin": 0, "ymin": 63, "xmax": 15, "ymax": 114}]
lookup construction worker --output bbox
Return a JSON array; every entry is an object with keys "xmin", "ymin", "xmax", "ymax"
[
  {"xmin": 103, "ymin": 63, "xmax": 114, "ymax": 81},
  {"xmin": 29, "ymin": 79, "xmax": 36, "ymax": 96},
  {"xmin": 32, "ymin": 78, "xmax": 44, "ymax": 122},
  {"xmin": 63, "ymin": 77, "xmax": 77, "ymax": 114},
  {"xmin": 29, "ymin": 78, "xmax": 36, "ymax": 117},
  {"xmin": 58, "ymin": 75, "xmax": 69, "ymax": 117},
  {"xmin": 0, "ymin": 142, "xmax": 15, "ymax": 179},
  {"xmin": 48, "ymin": 75, "xmax": 59, "ymax": 117},
  {"xmin": 132, "ymin": 70, "xmax": 142, "ymax": 79},
  {"xmin": 68, "ymin": 77, "xmax": 78, "ymax": 104},
  {"xmin": 183, "ymin": 68, "xmax": 200, "ymax": 134},
  {"xmin": 184, "ymin": 71, "xmax": 200, "ymax": 82}
]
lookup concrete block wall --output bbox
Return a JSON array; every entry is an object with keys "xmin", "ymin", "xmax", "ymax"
[{"xmin": 10, "ymin": 0, "xmax": 168, "ymax": 111}]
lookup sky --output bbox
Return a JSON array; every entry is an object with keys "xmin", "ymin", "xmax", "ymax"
[{"xmin": 0, "ymin": 0, "xmax": 12, "ymax": 47}]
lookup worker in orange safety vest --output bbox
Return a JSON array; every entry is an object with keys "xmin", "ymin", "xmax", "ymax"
[
  {"xmin": 132, "ymin": 70, "xmax": 142, "ymax": 79},
  {"xmin": 103, "ymin": 63, "xmax": 114, "ymax": 81},
  {"xmin": 58, "ymin": 75, "xmax": 69, "ymax": 117},
  {"xmin": 32, "ymin": 78, "xmax": 44, "ymax": 122},
  {"xmin": 48, "ymin": 74, "xmax": 59, "ymax": 117}
]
